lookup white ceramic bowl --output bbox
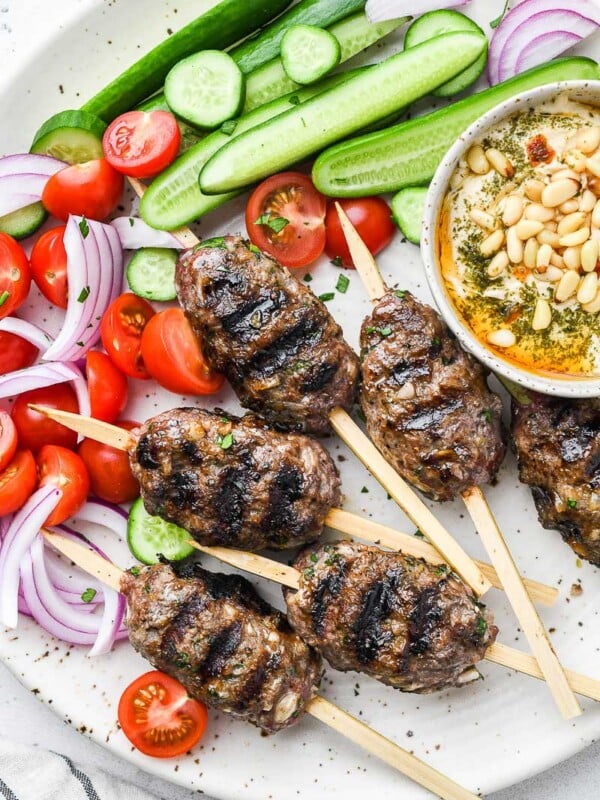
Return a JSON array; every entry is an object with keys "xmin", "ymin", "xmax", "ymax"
[{"xmin": 421, "ymin": 79, "xmax": 600, "ymax": 398}]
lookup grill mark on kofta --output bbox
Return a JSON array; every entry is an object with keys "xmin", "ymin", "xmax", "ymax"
[
  {"xmin": 220, "ymin": 291, "xmax": 288, "ymax": 343},
  {"xmin": 215, "ymin": 465, "xmax": 251, "ymax": 541},
  {"xmin": 397, "ymin": 398, "xmax": 463, "ymax": 432},
  {"xmin": 311, "ymin": 564, "xmax": 346, "ymax": 635},
  {"xmin": 263, "ymin": 465, "xmax": 304, "ymax": 532},
  {"xmin": 354, "ymin": 570, "xmax": 402, "ymax": 664},
  {"xmin": 247, "ymin": 314, "xmax": 322, "ymax": 377},
  {"xmin": 408, "ymin": 583, "xmax": 443, "ymax": 655},
  {"xmin": 198, "ymin": 621, "xmax": 243, "ymax": 678}
]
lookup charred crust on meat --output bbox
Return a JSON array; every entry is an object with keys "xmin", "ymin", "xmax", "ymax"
[
  {"xmin": 354, "ymin": 570, "xmax": 403, "ymax": 664},
  {"xmin": 135, "ymin": 434, "xmax": 160, "ymax": 470},
  {"xmin": 408, "ymin": 583, "xmax": 443, "ymax": 656}
]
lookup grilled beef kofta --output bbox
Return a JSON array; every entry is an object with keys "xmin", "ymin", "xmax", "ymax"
[
  {"xmin": 122, "ymin": 560, "xmax": 323, "ymax": 734},
  {"xmin": 359, "ymin": 291, "xmax": 506, "ymax": 502},
  {"xmin": 285, "ymin": 540, "xmax": 497, "ymax": 693},
  {"xmin": 175, "ymin": 235, "xmax": 359, "ymax": 434},
  {"xmin": 511, "ymin": 394, "xmax": 600, "ymax": 566},
  {"xmin": 129, "ymin": 407, "xmax": 341, "ymax": 551}
]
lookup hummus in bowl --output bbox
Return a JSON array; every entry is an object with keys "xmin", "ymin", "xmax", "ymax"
[{"xmin": 422, "ymin": 80, "xmax": 600, "ymax": 398}]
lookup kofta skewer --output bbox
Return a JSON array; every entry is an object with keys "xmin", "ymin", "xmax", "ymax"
[
  {"xmin": 334, "ymin": 203, "xmax": 581, "ymax": 719},
  {"xmin": 185, "ymin": 537, "xmax": 600, "ymax": 704},
  {"xmin": 42, "ymin": 531, "xmax": 479, "ymax": 800},
  {"xmin": 31, "ymin": 405, "xmax": 557, "ymax": 605}
]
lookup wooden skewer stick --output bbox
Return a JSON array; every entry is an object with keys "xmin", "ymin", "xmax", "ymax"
[
  {"xmin": 188, "ymin": 539, "xmax": 600, "ymax": 704},
  {"xmin": 125, "ymin": 179, "xmax": 490, "ymax": 597},
  {"xmin": 334, "ymin": 202, "xmax": 582, "ymax": 719},
  {"xmin": 29, "ymin": 405, "xmax": 557, "ymax": 607},
  {"xmin": 42, "ymin": 531, "xmax": 478, "ymax": 800}
]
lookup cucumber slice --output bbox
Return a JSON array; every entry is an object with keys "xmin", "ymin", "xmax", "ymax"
[
  {"xmin": 391, "ymin": 186, "xmax": 428, "ymax": 245},
  {"xmin": 165, "ymin": 50, "xmax": 245, "ymax": 130},
  {"xmin": 128, "ymin": 498, "xmax": 195, "ymax": 565},
  {"xmin": 281, "ymin": 25, "xmax": 341, "ymax": 85},
  {"xmin": 0, "ymin": 202, "xmax": 47, "ymax": 240},
  {"xmin": 30, "ymin": 109, "xmax": 106, "ymax": 163},
  {"xmin": 200, "ymin": 31, "xmax": 486, "ymax": 195},
  {"xmin": 312, "ymin": 57, "xmax": 600, "ymax": 197},
  {"xmin": 126, "ymin": 248, "xmax": 178, "ymax": 301},
  {"xmin": 404, "ymin": 10, "xmax": 487, "ymax": 98}
]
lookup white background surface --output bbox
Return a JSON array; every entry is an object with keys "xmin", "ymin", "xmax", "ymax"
[{"xmin": 1, "ymin": 1, "xmax": 599, "ymax": 798}]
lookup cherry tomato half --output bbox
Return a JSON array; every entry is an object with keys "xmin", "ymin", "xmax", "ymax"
[
  {"xmin": 86, "ymin": 350, "xmax": 128, "ymax": 423},
  {"xmin": 100, "ymin": 293, "xmax": 155, "ymax": 380},
  {"xmin": 140, "ymin": 308, "xmax": 224, "ymax": 396},
  {"xmin": 245, "ymin": 171, "xmax": 326, "ymax": 268},
  {"xmin": 29, "ymin": 225, "xmax": 68, "ymax": 308},
  {"xmin": 78, "ymin": 420, "xmax": 139, "ymax": 504},
  {"xmin": 37, "ymin": 445, "xmax": 90, "ymax": 526},
  {"xmin": 103, "ymin": 110, "xmax": 181, "ymax": 179},
  {"xmin": 0, "ymin": 411, "xmax": 18, "ymax": 472},
  {"xmin": 11, "ymin": 383, "xmax": 79, "ymax": 453},
  {"xmin": 118, "ymin": 670, "xmax": 208, "ymax": 758},
  {"xmin": 324, "ymin": 197, "xmax": 395, "ymax": 268},
  {"xmin": 0, "ymin": 233, "xmax": 31, "ymax": 319},
  {"xmin": 0, "ymin": 331, "xmax": 39, "ymax": 375},
  {"xmin": 0, "ymin": 450, "xmax": 37, "ymax": 516},
  {"xmin": 42, "ymin": 158, "xmax": 124, "ymax": 222}
]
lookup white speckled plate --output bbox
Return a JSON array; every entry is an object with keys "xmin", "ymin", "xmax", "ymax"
[{"xmin": 1, "ymin": 2, "xmax": 600, "ymax": 798}]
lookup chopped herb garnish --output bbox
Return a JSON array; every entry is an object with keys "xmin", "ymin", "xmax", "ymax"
[
  {"xmin": 220, "ymin": 119, "xmax": 237, "ymax": 135},
  {"xmin": 310, "ymin": 553, "xmax": 318, "ymax": 563},
  {"xmin": 249, "ymin": 243, "xmax": 261, "ymax": 254},
  {"xmin": 318, "ymin": 292, "xmax": 335, "ymax": 302},
  {"xmin": 476, "ymin": 617, "xmax": 488, "ymax": 637},
  {"xmin": 254, "ymin": 213, "xmax": 289, "ymax": 234},
  {"xmin": 130, "ymin": 566, "xmax": 140, "ymax": 577},
  {"xmin": 395, "ymin": 289, "xmax": 406, "ymax": 299},
  {"xmin": 217, "ymin": 432, "xmax": 234, "ymax": 450},
  {"xmin": 303, "ymin": 273, "xmax": 313, "ymax": 282},
  {"xmin": 490, "ymin": 0, "xmax": 509, "ymax": 28},
  {"xmin": 0, "ymin": 290, "xmax": 9, "ymax": 308},
  {"xmin": 288, "ymin": 94, "xmax": 300, "ymax": 106},
  {"xmin": 482, "ymin": 408, "xmax": 492, "ymax": 423},
  {"xmin": 303, "ymin": 566, "xmax": 315, "ymax": 580},
  {"xmin": 336, "ymin": 274, "xmax": 350, "ymax": 294},
  {"xmin": 379, "ymin": 326, "xmax": 392, "ymax": 337},
  {"xmin": 202, "ymin": 237, "xmax": 226, "ymax": 249},
  {"xmin": 330, "ymin": 255, "xmax": 343, "ymax": 267},
  {"xmin": 128, "ymin": 217, "xmax": 135, "ymax": 227},
  {"xmin": 175, "ymin": 651, "xmax": 190, "ymax": 668},
  {"xmin": 77, "ymin": 286, "xmax": 90, "ymax": 303},
  {"xmin": 360, "ymin": 486, "xmax": 369, "ymax": 494},
  {"xmin": 414, "ymin": 529, "xmax": 425, "ymax": 539},
  {"xmin": 81, "ymin": 588, "xmax": 97, "ymax": 603},
  {"xmin": 567, "ymin": 499, "xmax": 578, "ymax": 509},
  {"xmin": 78, "ymin": 217, "xmax": 89, "ymax": 238},
  {"xmin": 76, "ymin": 340, "xmax": 84, "ymax": 347}
]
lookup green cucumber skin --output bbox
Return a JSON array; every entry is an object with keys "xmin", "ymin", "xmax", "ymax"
[
  {"xmin": 230, "ymin": 0, "xmax": 365, "ymax": 75},
  {"xmin": 200, "ymin": 31, "xmax": 486, "ymax": 195},
  {"xmin": 391, "ymin": 187, "xmax": 428, "ymax": 245},
  {"xmin": 81, "ymin": 0, "xmax": 291, "ymax": 122},
  {"xmin": 140, "ymin": 72, "xmax": 355, "ymax": 230},
  {"xmin": 243, "ymin": 11, "xmax": 408, "ymax": 112},
  {"xmin": 280, "ymin": 26, "xmax": 341, "ymax": 86},
  {"xmin": 0, "ymin": 203, "xmax": 47, "ymax": 240},
  {"xmin": 312, "ymin": 57, "xmax": 600, "ymax": 197}
]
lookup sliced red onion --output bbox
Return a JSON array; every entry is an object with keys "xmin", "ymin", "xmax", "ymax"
[
  {"xmin": 69, "ymin": 498, "xmax": 128, "ymax": 540},
  {"xmin": 88, "ymin": 587, "xmax": 126, "ymax": 656},
  {"xmin": 0, "ymin": 360, "xmax": 90, "ymax": 419},
  {"xmin": 366, "ymin": 0, "xmax": 470, "ymax": 22},
  {"xmin": 42, "ymin": 216, "xmax": 123, "ymax": 362},
  {"xmin": 111, "ymin": 216, "xmax": 183, "ymax": 249},
  {"xmin": 0, "ymin": 193, "xmax": 41, "ymax": 217},
  {"xmin": 0, "ymin": 153, "xmax": 66, "ymax": 178},
  {"xmin": 515, "ymin": 30, "xmax": 583, "ymax": 73},
  {"xmin": 0, "ymin": 485, "xmax": 62, "ymax": 629},
  {"xmin": 0, "ymin": 317, "xmax": 52, "ymax": 355},
  {"xmin": 488, "ymin": 0, "xmax": 600, "ymax": 84}
]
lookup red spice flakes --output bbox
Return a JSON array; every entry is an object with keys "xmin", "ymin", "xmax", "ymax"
[{"xmin": 526, "ymin": 134, "xmax": 555, "ymax": 166}]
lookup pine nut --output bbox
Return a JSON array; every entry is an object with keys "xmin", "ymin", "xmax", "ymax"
[
  {"xmin": 563, "ymin": 246, "xmax": 582, "ymax": 271},
  {"xmin": 502, "ymin": 195, "xmax": 524, "ymax": 226},
  {"xmin": 397, "ymin": 381, "xmax": 416, "ymax": 400},
  {"xmin": 580, "ymin": 189, "xmax": 597, "ymax": 212},
  {"xmin": 515, "ymin": 219, "xmax": 544, "ymax": 239},
  {"xmin": 506, "ymin": 226, "xmax": 523, "ymax": 264},
  {"xmin": 582, "ymin": 291, "xmax": 600, "ymax": 313},
  {"xmin": 541, "ymin": 179, "xmax": 579, "ymax": 208},
  {"xmin": 466, "ymin": 144, "xmax": 490, "ymax": 174},
  {"xmin": 550, "ymin": 252, "xmax": 564, "ymax": 268},
  {"xmin": 559, "ymin": 199, "xmax": 579, "ymax": 215},
  {"xmin": 589, "ymin": 177, "xmax": 600, "ymax": 197},
  {"xmin": 577, "ymin": 272, "xmax": 598, "ymax": 305},
  {"xmin": 487, "ymin": 250, "xmax": 509, "ymax": 278},
  {"xmin": 537, "ymin": 229, "xmax": 561, "ymax": 247},
  {"xmin": 486, "ymin": 148, "xmax": 514, "ymax": 178},
  {"xmin": 523, "ymin": 237, "xmax": 539, "ymax": 269},
  {"xmin": 581, "ymin": 239, "xmax": 599, "ymax": 272},
  {"xmin": 586, "ymin": 156, "xmax": 600, "ymax": 178},
  {"xmin": 592, "ymin": 200, "xmax": 600, "ymax": 228},
  {"xmin": 576, "ymin": 126, "xmax": 600, "ymax": 154},
  {"xmin": 551, "ymin": 168, "xmax": 581, "ymax": 183},
  {"xmin": 559, "ymin": 226, "xmax": 590, "ymax": 247},
  {"xmin": 470, "ymin": 207, "xmax": 496, "ymax": 230},
  {"xmin": 487, "ymin": 328, "xmax": 516, "ymax": 347},
  {"xmin": 480, "ymin": 229, "xmax": 505, "ymax": 256},
  {"xmin": 555, "ymin": 269, "xmax": 580, "ymax": 302},
  {"xmin": 536, "ymin": 243, "xmax": 553, "ymax": 268},
  {"xmin": 557, "ymin": 211, "xmax": 587, "ymax": 236},
  {"xmin": 450, "ymin": 170, "xmax": 465, "ymax": 190},
  {"xmin": 544, "ymin": 266, "xmax": 564, "ymax": 283},
  {"xmin": 545, "ymin": 220, "xmax": 558, "ymax": 232},
  {"xmin": 524, "ymin": 179, "xmax": 545, "ymax": 202},
  {"xmin": 532, "ymin": 297, "xmax": 552, "ymax": 331},
  {"xmin": 524, "ymin": 203, "xmax": 555, "ymax": 222},
  {"xmin": 564, "ymin": 149, "xmax": 587, "ymax": 173}
]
